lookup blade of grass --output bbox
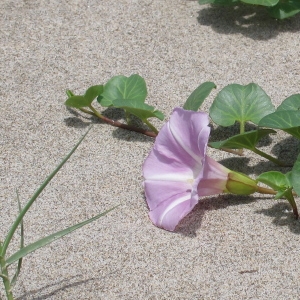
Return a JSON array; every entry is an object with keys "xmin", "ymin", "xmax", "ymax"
[
  {"xmin": 10, "ymin": 191, "xmax": 24, "ymax": 287},
  {"xmin": 6, "ymin": 205, "xmax": 119, "ymax": 266},
  {"xmin": 1, "ymin": 126, "xmax": 92, "ymax": 258}
]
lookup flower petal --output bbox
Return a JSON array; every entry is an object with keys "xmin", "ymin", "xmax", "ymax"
[
  {"xmin": 144, "ymin": 179, "xmax": 193, "ymax": 211},
  {"xmin": 168, "ymin": 107, "xmax": 210, "ymax": 163},
  {"xmin": 143, "ymin": 148, "xmax": 193, "ymax": 182},
  {"xmin": 197, "ymin": 155, "xmax": 230, "ymax": 196},
  {"xmin": 148, "ymin": 191, "xmax": 198, "ymax": 231},
  {"xmin": 148, "ymin": 108, "xmax": 210, "ymax": 176},
  {"xmin": 143, "ymin": 107, "xmax": 213, "ymax": 231}
]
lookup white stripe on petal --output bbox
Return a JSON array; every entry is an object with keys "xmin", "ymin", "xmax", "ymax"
[
  {"xmin": 146, "ymin": 172, "xmax": 192, "ymax": 181},
  {"xmin": 168, "ymin": 122, "xmax": 203, "ymax": 165},
  {"xmin": 158, "ymin": 194, "xmax": 191, "ymax": 227}
]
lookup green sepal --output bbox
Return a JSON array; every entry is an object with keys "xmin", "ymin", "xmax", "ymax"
[{"xmin": 226, "ymin": 171, "xmax": 258, "ymax": 195}]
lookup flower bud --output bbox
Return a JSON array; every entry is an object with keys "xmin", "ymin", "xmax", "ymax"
[{"xmin": 225, "ymin": 171, "xmax": 258, "ymax": 195}]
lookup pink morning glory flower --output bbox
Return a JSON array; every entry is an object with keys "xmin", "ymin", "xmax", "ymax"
[{"xmin": 143, "ymin": 107, "xmax": 257, "ymax": 231}]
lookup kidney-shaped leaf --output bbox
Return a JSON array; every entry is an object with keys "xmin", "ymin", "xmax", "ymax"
[
  {"xmin": 210, "ymin": 83, "xmax": 275, "ymax": 127},
  {"xmin": 198, "ymin": 0, "xmax": 238, "ymax": 3},
  {"xmin": 84, "ymin": 85, "xmax": 103, "ymax": 104},
  {"xmin": 277, "ymin": 94, "xmax": 300, "ymax": 111},
  {"xmin": 268, "ymin": 1, "xmax": 300, "ymax": 19},
  {"xmin": 112, "ymin": 99, "xmax": 164, "ymax": 121},
  {"xmin": 65, "ymin": 96, "xmax": 91, "ymax": 108},
  {"xmin": 259, "ymin": 111, "xmax": 300, "ymax": 128},
  {"xmin": 98, "ymin": 74, "xmax": 147, "ymax": 107},
  {"xmin": 209, "ymin": 129, "xmax": 275, "ymax": 150},
  {"xmin": 259, "ymin": 93, "xmax": 300, "ymax": 139},
  {"xmin": 292, "ymin": 154, "xmax": 300, "ymax": 196},
  {"xmin": 183, "ymin": 82, "xmax": 216, "ymax": 111},
  {"xmin": 257, "ymin": 171, "xmax": 290, "ymax": 191},
  {"xmin": 65, "ymin": 85, "xmax": 103, "ymax": 108},
  {"xmin": 241, "ymin": 0, "xmax": 279, "ymax": 6}
]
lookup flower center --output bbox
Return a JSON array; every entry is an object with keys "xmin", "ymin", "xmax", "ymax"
[{"xmin": 186, "ymin": 178, "xmax": 194, "ymax": 184}]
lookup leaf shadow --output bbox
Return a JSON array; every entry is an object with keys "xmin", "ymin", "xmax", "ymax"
[
  {"xmin": 255, "ymin": 202, "xmax": 300, "ymax": 234},
  {"xmin": 197, "ymin": 3, "xmax": 300, "ymax": 40},
  {"xmin": 176, "ymin": 194, "xmax": 257, "ymax": 236},
  {"xmin": 209, "ymin": 123, "xmax": 298, "ymax": 172},
  {"xmin": 270, "ymin": 135, "xmax": 299, "ymax": 166},
  {"xmin": 209, "ymin": 122, "xmax": 273, "ymax": 147},
  {"xmin": 15, "ymin": 269, "xmax": 120, "ymax": 300},
  {"xmin": 64, "ymin": 107, "xmax": 154, "ymax": 143}
]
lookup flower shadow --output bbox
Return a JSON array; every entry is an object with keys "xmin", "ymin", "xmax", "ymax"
[
  {"xmin": 176, "ymin": 194, "xmax": 256, "ymax": 236},
  {"xmin": 255, "ymin": 202, "xmax": 300, "ymax": 234},
  {"xmin": 197, "ymin": 3, "xmax": 300, "ymax": 40}
]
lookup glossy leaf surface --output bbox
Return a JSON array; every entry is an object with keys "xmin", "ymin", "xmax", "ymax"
[
  {"xmin": 209, "ymin": 129, "xmax": 275, "ymax": 150},
  {"xmin": 98, "ymin": 74, "xmax": 147, "ymax": 107},
  {"xmin": 210, "ymin": 83, "xmax": 275, "ymax": 127},
  {"xmin": 183, "ymin": 82, "xmax": 216, "ymax": 111},
  {"xmin": 112, "ymin": 99, "xmax": 164, "ymax": 121}
]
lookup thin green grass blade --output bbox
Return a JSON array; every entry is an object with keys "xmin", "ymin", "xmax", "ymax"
[
  {"xmin": 1, "ymin": 127, "xmax": 92, "ymax": 258},
  {"xmin": 6, "ymin": 205, "xmax": 119, "ymax": 266},
  {"xmin": 10, "ymin": 191, "xmax": 24, "ymax": 287}
]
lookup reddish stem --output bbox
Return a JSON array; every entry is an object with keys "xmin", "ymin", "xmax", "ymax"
[
  {"xmin": 82, "ymin": 106, "xmax": 157, "ymax": 138},
  {"xmin": 100, "ymin": 114, "xmax": 157, "ymax": 138}
]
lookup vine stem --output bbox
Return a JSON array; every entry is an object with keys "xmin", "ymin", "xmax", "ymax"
[
  {"xmin": 252, "ymin": 148, "xmax": 287, "ymax": 167},
  {"xmin": 256, "ymin": 186, "xmax": 297, "ymax": 197},
  {"xmin": 87, "ymin": 105, "xmax": 157, "ymax": 138},
  {"xmin": 143, "ymin": 119, "xmax": 158, "ymax": 135},
  {"xmin": 256, "ymin": 186, "xmax": 277, "ymax": 195}
]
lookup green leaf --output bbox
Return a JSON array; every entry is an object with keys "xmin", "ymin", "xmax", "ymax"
[
  {"xmin": 292, "ymin": 153, "xmax": 300, "ymax": 196},
  {"xmin": 65, "ymin": 85, "xmax": 103, "ymax": 108},
  {"xmin": 277, "ymin": 94, "xmax": 300, "ymax": 111},
  {"xmin": 268, "ymin": 94, "xmax": 300, "ymax": 132},
  {"xmin": 259, "ymin": 111, "xmax": 300, "ymax": 128},
  {"xmin": 285, "ymin": 171, "xmax": 293, "ymax": 187},
  {"xmin": 198, "ymin": 0, "xmax": 238, "ymax": 4},
  {"xmin": 183, "ymin": 82, "xmax": 216, "ymax": 111},
  {"xmin": 66, "ymin": 90, "xmax": 75, "ymax": 98},
  {"xmin": 209, "ymin": 83, "xmax": 275, "ymax": 127},
  {"xmin": 209, "ymin": 129, "xmax": 275, "ymax": 150},
  {"xmin": 65, "ymin": 96, "xmax": 91, "ymax": 108},
  {"xmin": 275, "ymin": 189, "xmax": 287, "ymax": 200},
  {"xmin": 259, "ymin": 111, "xmax": 300, "ymax": 138},
  {"xmin": 268, "ymin": 1, "xmax": 300, "ymax": 19},
  {"xmin": 6, "ymin": 205, "xmax": 119, "ymax": 266},
  {"xmin": 257, "ymin": 171, "xmax": 291, "ymax": 191},
  {"xmin": 98, "ymin": 74, "xmax": 147, "ymax": 107},
  {"xmin": 241, "ymin": 0, "xmax": 278, "ymax": 6},
  {"xmin": 11, "ymin": 191, "xmax": 24, "ymax": 287},
  {"xmin": 1, "ymin": 127, "xmax": 92, "ymax": 258},
  {"xmin": 84, "ymin": 85, "xmax": 104, "ymax": 104},
  {"xmin": 112, "ymin": 99, "xmax": 164, "ymax": 121}
]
